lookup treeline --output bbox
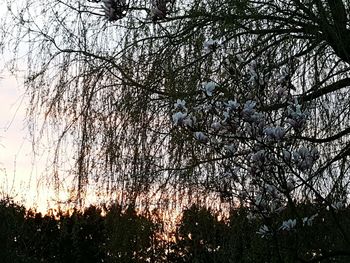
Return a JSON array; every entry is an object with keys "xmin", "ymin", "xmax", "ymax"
[{"xmin": 1, "ymin": 199, "xmax": 350, "ymax": 263}]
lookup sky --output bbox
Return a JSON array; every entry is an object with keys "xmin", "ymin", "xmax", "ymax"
[
  {"xmin": 0, "ymin": 1, "xmax": 116, "ymax": 212},
  {"xmin": 0, "ymin": 68, "xmax": 71, "ymax": 213},
  {"xmin": 0, "ymin": 1, "xmax": 49, "ymax": 212},
  {"xmin": 0, "ymin": 72, "xmax": 106, "ymax": 212},
  {"xmin": 0, "ymin": 70, "xmax": 46, "ymax": 209}
]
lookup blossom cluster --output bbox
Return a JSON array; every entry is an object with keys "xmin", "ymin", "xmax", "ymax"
[{"xmin": 170, "ymin": 39, "xmax": 325, "ymax": 235}]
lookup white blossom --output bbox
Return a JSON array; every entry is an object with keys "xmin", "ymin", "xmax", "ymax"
[
  {"xmin": 203, "ymin": 39, "xmax": 220, "ymax": 51},
  {"xmin": 282, "ymin": 150, "xmax": 292, "ymax": 162},
  {"xmin": 293, "ymin": 147, "xmax": 319, "ymax": 171},
  {"xmin": 243, "ymin": 100, "xmax": 256, "ymax": 111},
  {"xmin": 311, "ymin": 148, "xmax": 320, "ymax": 159},
  {"xmin": 236, "ymin": 54, "xmax": 244, "ymax": 62},
  {"xmin": 250, "ymin": 112, "xmax": 264, "ymax": 123},
  {"xmin": 174, "ymin": 99, "xmax": 186, "ymax": 110},
  {"xmin": 222, "ymin": 171, "xmax": 232, "ymax": 177},
  {"xmin": 248, "ymin": 72, "xmax": 258, "ymax": 85},
  {"xmin": 225, "ymin": 100, "xmax": 240, "ymax": 110},
  {"xmin": 247, "ymin": 60, "xmax": 259, "ymax": 85},
  {"xmin": 257, "ymin": 225, "xmax": 271, "ymax": 238},
  {"xmin": 280, "ymin": 219, "xmax": 296, "ymax": 231},
  {"xmin": 151, "ymin": 7, "xmax": 166, "ymax": 19},
  {"xmin": 255, "ymin": 194, "xmax": 268, "ymax": 208},
  {"xmin": 215, "ymin": 101, "xmax": 223, "ymax": 107},
  {"xmin": 201, "ymin": 81, "xmax": 217, "ymax": 96},
  {"xmin": 250, "ymin": 150, "xmax": 267, "ymax": 169},
  {"xmin": 249, "ymin": 60, "xmax": 257, "ymax": 69},
  {"xmin": 277, "ymin": 65, "xmax": 290, "ymax": 83},
  {"xmin": 241, "ymin": 100, "xmax": 257, "ymax": 121},
  {"xmin": 211, "ymin": 121, "xmax": 222, "ymax": 131},
  {"xmin": 151, "ymin": 0, "xmax": 167, "ymax": 20},
  {"xmin": 223, "ymin": 110, "xmax": 230, "ymax": 121},
  {"xmin": 183, "ymin": 117, "xmax": 193, "ymax": 127},
  {"xmin": 264, "ymin": 126, "xmax": 285, "ymax": 140},
  {"xmin": 172, "ymin": 112, "xmax": 187, "ymax": 126},
  {"xmin": 194, "ymin": 131, "xmax": 208, "ymax": 143},
  {"xmin": 265, "ymin": 184, "xmax": 278, "ymax": 196},
  {"xmin": 286, "ymin": 99, "xmax": 308, "ymax": 130},
  {"xmin": 302, "ymin": 213, "xmax": 318, "ymax": 226},
  {"xmin": 331, "ymin": 201, "xmax": 346, "ymax": 210},
  {"xmin": 102, "ymin": 0, "xmax": 128, "ymax": 21},
  {"xmin": 286, "ymin": 178, "xmax": 295, "ymax": 191}
]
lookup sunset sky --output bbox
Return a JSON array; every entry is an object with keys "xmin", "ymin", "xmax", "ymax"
[
  {"xmin": 0, "ymin": 1, "xmax": 44, "ymax": 211},
  {"xmin": 0, "ymin": 38, "xmax": 59, "ymax": 213},
  {"xmin": 0, "ymin": 70, "xmax": 102, "ymax": 212},
  {"xmin": 0, "ymin": 71, "xmax": 42, "ymax": 206}
]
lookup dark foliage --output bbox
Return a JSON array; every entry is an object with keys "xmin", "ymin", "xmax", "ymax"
[{"xmin": 1, "ymin": 198, "xmax": 350, "ymax": 262}]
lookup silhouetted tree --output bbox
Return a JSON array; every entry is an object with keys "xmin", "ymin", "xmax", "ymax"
[
  {"xmin": 105, "ymin": 204, "xmax": 157, "ymax": 262},
  {"xmin": 0, "ymin": 199, "xmax": 25, "ymax": 262},
  {"xmin": 3, "ymin": 1, "xmax": 350, "ymax": 261},
  {"xmin": 172, "ymin": 205, "xmax": 228, "ymax": 263}
]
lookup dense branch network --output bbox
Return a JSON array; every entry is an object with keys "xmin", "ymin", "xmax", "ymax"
[{"xmin": 3, "ymin": 1, "xmax": 350, "ymax": 254}]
